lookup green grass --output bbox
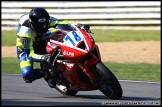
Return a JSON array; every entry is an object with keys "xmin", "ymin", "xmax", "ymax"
[
  {"xmin": 104, "ymin": 62, "xmax": 160, "ymax": 82},
  {"xmin": 91, "ymin": 29, "xmax": 160, "ymax": 42},
  {"xmin": 2, "ymin": 30, "xmax": 17, "ymax": 46},
  {"xmin": 1, "ymin": 57, "xmax": 40, "ymax": 74},
  {"xmin": 1, "ymin": 29, "xmax": 160, "ymax": 46},
  {"xmin": 2, "ymin": 57, "xmax": 160, "ymax": 82}
]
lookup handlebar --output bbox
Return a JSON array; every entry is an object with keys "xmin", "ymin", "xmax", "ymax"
[
  {"xmin": 48, "ymin": 46, "xmax": 66, "ymax": 67},
  {"xmin": 57, "ymin": 55, "xmax": 66, "ymax": 60},
  {"xmin": 86, "ymin": 29, "xmax": 94, "ymax": 34}
]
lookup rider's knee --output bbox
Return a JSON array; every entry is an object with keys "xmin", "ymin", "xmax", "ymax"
[{"xmin": 21, "ymin": 66, "xmax": 33, "ymax": 79}]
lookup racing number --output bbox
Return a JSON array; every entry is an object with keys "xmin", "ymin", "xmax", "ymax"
[{"xmin": 65, "ymin": 31, "xmax": 81, "ymax": 46}]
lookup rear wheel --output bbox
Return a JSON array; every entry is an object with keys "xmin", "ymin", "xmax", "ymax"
[{"xmin": 93, "ymin": 62, "xmax": 123, "ymax": 99}]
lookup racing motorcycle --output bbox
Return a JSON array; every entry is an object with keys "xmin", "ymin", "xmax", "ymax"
[{"xmin": 41, "ymin": 24, "xmax": 123, "ymax": 99}]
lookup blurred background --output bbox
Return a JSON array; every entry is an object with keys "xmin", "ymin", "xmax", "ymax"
[
  {"xmin": 1, "ymin": 1, "xmax": 160, "ymax": 30},
  {"xmin": 1, "ymin": 1, "xmax": 161, "ymax": 82}
]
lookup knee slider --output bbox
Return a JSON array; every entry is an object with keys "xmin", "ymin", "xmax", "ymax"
[{"xmin": 21, "ymin": 66, "xmax": 33, "ymax": 79}]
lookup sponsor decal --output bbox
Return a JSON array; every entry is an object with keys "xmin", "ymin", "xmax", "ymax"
[{"xmin": 63, "ymin": 50, "xmax": 74, "ymax": 57}]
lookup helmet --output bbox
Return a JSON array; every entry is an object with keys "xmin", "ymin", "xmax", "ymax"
[{"xmin": 29, "ymin": 7, "xmax": 50, "ymax": 34}]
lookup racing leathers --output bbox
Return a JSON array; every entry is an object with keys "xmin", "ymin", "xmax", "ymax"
[{"xmin": 16, "ymin": 14, "xmax": 77, "ymax": 81}]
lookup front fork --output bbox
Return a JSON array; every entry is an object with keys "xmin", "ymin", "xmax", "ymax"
[{"xmin": 77, "ymin": 53, "xmax": 100, "ymax": 82}]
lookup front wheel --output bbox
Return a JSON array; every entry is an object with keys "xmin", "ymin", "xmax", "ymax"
[{"xmin": 93, "ymin": 62, "xmax": 123, "ymax": 99}]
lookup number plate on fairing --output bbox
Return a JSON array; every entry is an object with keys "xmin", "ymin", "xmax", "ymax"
[{"xmin": 63, "ymin": 31, "xmax": 84, "ymax": 48}]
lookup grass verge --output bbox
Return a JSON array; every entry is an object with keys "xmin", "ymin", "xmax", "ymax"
[
  {"xmin": 104, "ymin": 62, "xmax": 160, "ymax": 82},
  {"xmin": 2, "ymin": 29, "xmax": 160, "ymax": 46},
  {"xmin": 2, "ymin": 57, "xmax": 160, "ymax": 82},
  {"xmin": 92, "ymin": 29, "xmax": 160, "ymax": 42}
]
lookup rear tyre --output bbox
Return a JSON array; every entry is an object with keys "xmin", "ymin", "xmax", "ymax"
[{"xmin": 93, "ymin": 62, "xmax": 123, "ymax": 99}]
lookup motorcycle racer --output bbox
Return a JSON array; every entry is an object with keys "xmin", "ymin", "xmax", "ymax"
[{"xmin": 16, "ymin": 7, "xmax": 89, "ymax": 88}]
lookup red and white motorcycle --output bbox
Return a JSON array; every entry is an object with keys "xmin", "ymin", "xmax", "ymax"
[{"xmin": 41, "ymin": 24, "xmax": 123, "ymax": 99}]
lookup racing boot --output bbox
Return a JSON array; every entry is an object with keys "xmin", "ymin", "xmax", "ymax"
[{"xmin": 23, "ymin": 78, "xmax": 35, "ymax": 83}]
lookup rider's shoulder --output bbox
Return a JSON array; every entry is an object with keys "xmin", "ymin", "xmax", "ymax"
[
  {"xmin": 20, "ymin": 14, "xmax": 29, "ymax": 20},
  {"xmin": 19, "ymin": 14, "xmax": 29, "ymax": 24},
  {"xmin": 18, "ymin": 26, "xmax": 36, "ymax": 37}
]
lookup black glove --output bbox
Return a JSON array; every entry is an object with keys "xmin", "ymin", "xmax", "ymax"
[
  {"xmin": 41, "ymin": 54, "xmax": 51, "ymax": 63},
  {"xmin": 77, "ymin": 24, "xmax": 90, "ymax": 31},
  {"xmin": 83, "ymin": 24, "xmax": 90, "ymax": 31}
]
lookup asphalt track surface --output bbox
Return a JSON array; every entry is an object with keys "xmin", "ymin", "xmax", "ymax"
[{"xmin": 1, "ymin": 74, "xmax": 161, "ymax": 106}]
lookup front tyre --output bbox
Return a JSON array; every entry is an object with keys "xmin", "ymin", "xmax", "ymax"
[{"xmin": 93, "ymin": 62, "xmax": 123, "ymax": 99}]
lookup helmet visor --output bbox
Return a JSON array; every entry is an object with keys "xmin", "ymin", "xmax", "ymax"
[{"xmin": 31, "ymin": 20, "xmax": 49, "ymax": 34}]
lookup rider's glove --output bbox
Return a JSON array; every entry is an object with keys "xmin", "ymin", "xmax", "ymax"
[
  {"xmin": 41, "ymin": 54, "xmax": 51, "ymax": 63},
  {"xmin": 77, "ymin": 24, "xmax": 90, "ymax": 31},
  {"xmin": 84, "ymin": 24, "xmax": 90, "ymax": 31}
]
